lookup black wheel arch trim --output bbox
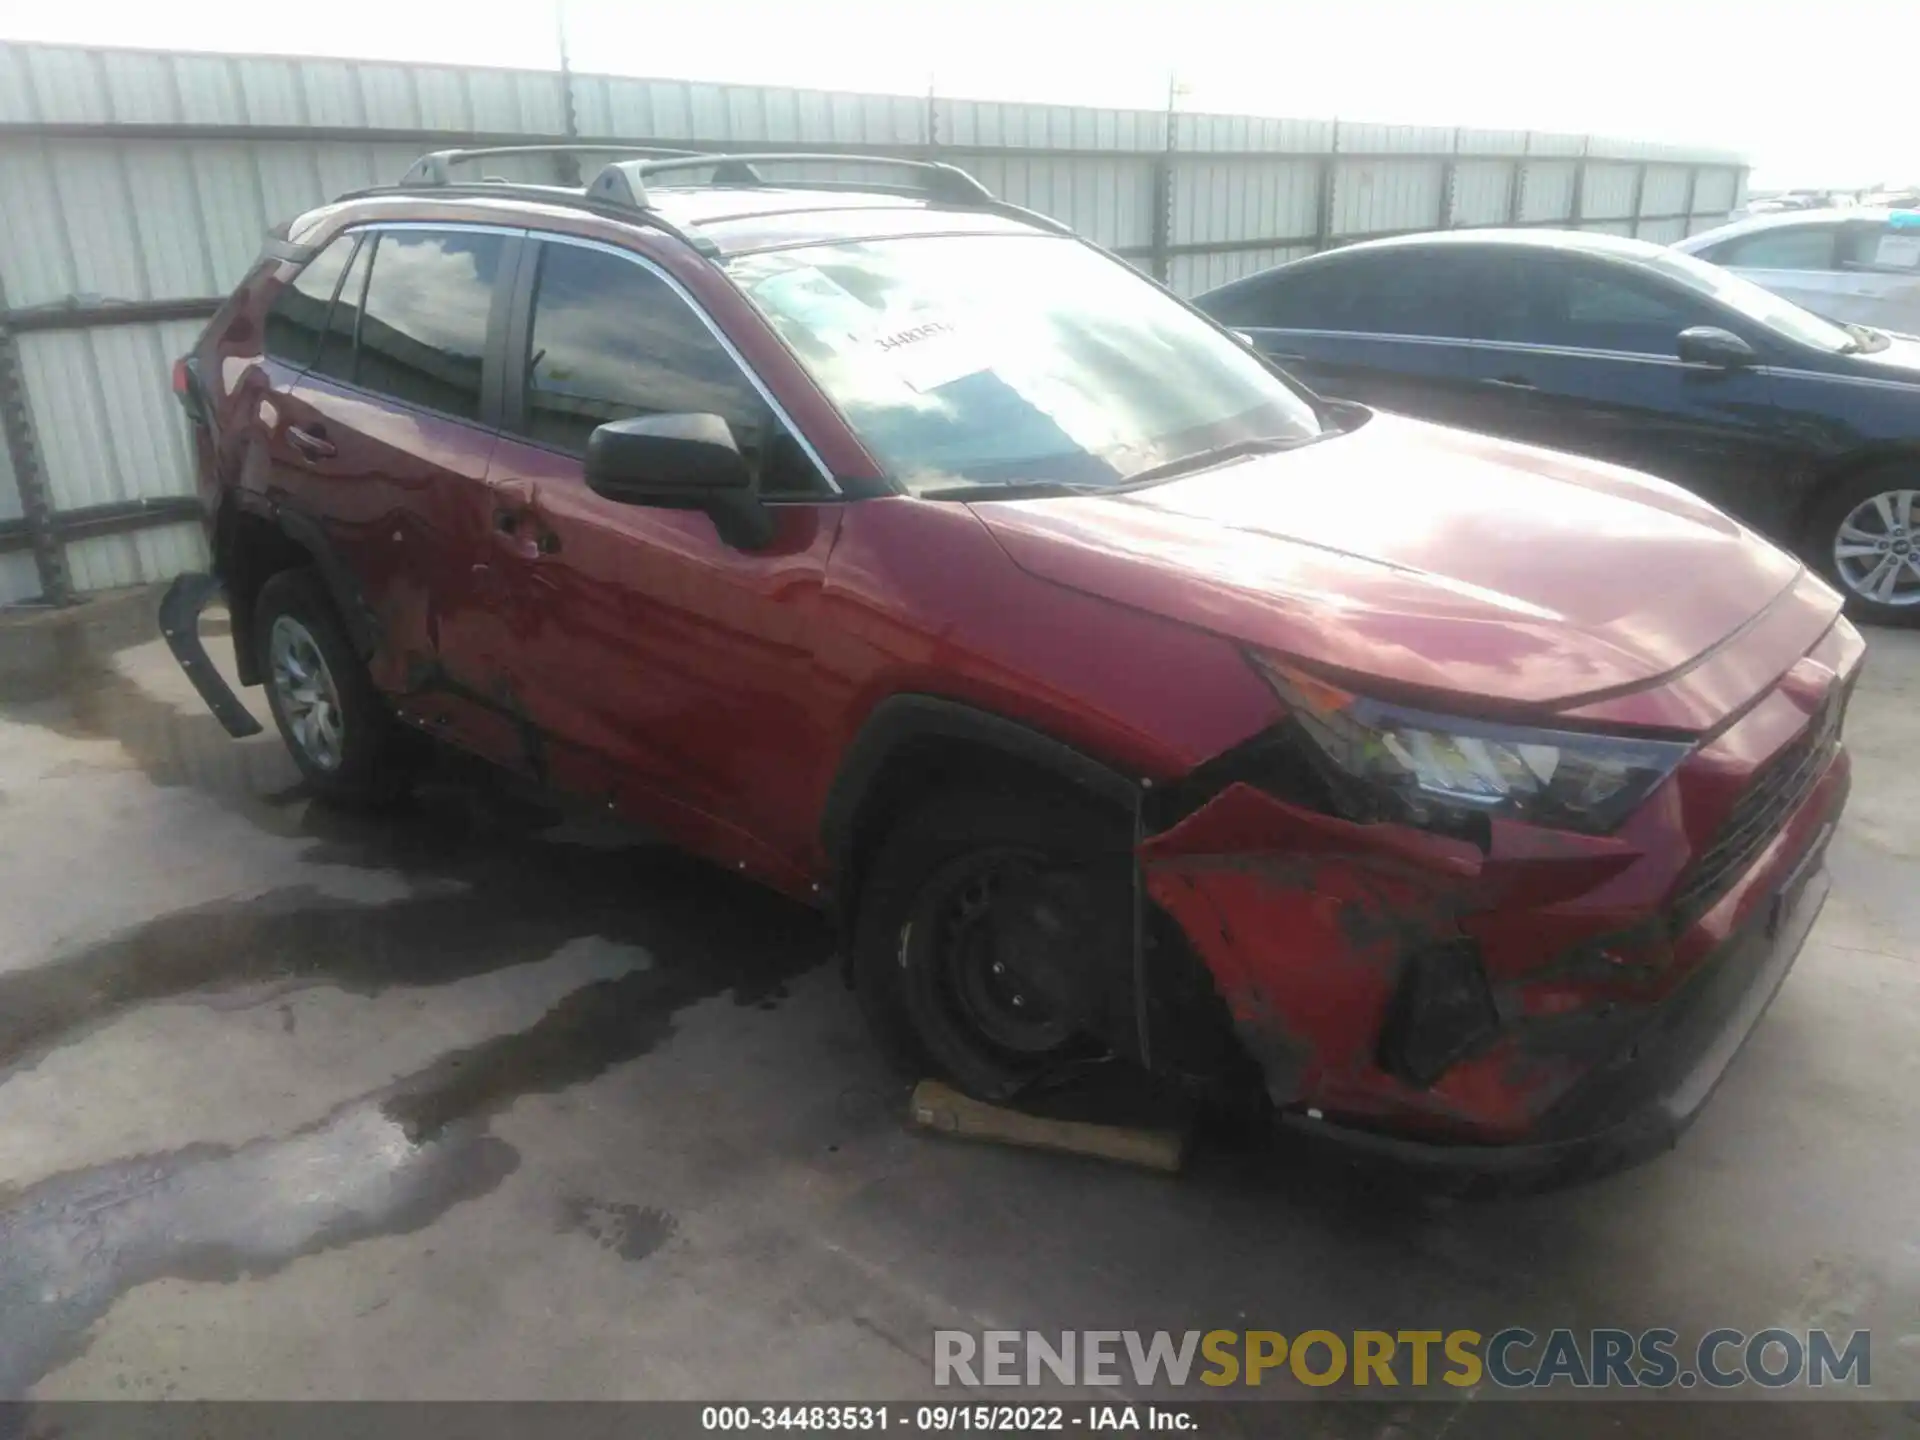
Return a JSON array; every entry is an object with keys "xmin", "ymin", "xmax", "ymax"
[
  {"xmin": 270, "ymin": 505, "xmax": 382, "ymax": 660},
  {"xmin": 158, "ymin": 572, "xmax": 266, "ymax": 739},
  {"xmin": 819, "ymin": 693, "xmax": 1142, "ymax": 890}
]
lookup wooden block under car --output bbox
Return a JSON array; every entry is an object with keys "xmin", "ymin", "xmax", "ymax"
[{"xmin": 909, "ymin": 1078, "xmax": 1188, "ymax": 1173}]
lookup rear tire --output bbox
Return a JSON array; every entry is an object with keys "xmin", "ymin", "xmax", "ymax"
[
  {"xmin": 850, "ymin": 786, "xmax": 1129, "ymax": 1101},
  {"xmin": 1807, "ymin": 465, "xmax": 1920, "ymax": 626},
  {"xmin": 255, "ymin": 568, "xmax": 414, "ymax": 807}
]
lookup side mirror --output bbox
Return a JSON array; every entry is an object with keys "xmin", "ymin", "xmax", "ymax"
[
  {"xmin": 1677, "ymin": 326, "xmax": 1757, "ymax": 369},
  {"xmin": 583, "ymin": 412, "xmax": 774, "ymax": 549}
]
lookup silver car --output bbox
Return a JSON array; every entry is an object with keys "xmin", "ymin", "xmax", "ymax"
[{"xmin": 1676, "ymin": 208, "xmax": 1920, "ymax": 334}]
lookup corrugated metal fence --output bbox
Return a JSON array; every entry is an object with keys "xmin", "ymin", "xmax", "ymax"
[{"xmin": 0, "ymin": 41, "xmax": 1749, "ymax": 604}]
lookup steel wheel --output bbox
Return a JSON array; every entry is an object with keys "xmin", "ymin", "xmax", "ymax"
[
  {"xmin": 910, "ymin": 852, "xmax": 1076, "ymax": 1059},
  {"xmin": 267, "ymin": 614, "xmax": 345, "ymax": 771},
  {"xmin": 1832, "ymin": 487, "xmax": 1920, "ymax": 608}
]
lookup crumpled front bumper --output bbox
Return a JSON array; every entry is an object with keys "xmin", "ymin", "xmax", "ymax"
[
  {"xmin": 1282, "ymin": 841, "xmax": 1830, "ymax": 1185},
  {"xmin": 1138, "ymin": 739, "xmax": 1848, "ymax": 1179}
]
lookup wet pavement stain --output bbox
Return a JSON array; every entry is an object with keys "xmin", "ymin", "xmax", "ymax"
[
  {"xmin": 0, "ymin": 1103, "xmax": 516, "ymax": 1398},
  {"xmin": 557, "ymin": 1197, "xmax": 678, "ymax": 1262},
  {"xmin": 0, "ymin": 832, "xmax": 827, "ymax": 1081},
  {"xmin": 0, "ymin": 594, "xmax": 305, "ymax": 809},
  {"xmin": 0, "ymin": 898, "xmax": 817, "ymax": 1396},
  {"xmin": 0, "ymin": 589, "xmax": 837, "ymax": 1395}
]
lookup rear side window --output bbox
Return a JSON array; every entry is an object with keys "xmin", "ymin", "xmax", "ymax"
[
  {"xmin": 263, "ymin": 236, "xmax": 355, "ymax": 367},
  {"xmin": 1842, "ymin": 223, "xmax": 1920, "ymax": 273},
  {"xmin": 1244, "ymin": 252, "xmax": 1478, "ymax": 337},
  {"xmin": 1199, "ymin": 271, "xmax": 1299, "ymax": 328},
  {"xmin": 520, "ymin": 241, "xmax": 823, "ymax": 496},
  {"xmin": 1716, "ymin": 226, "xmax": 1840, "ymax": 270},
  {"xmin": 351, "ymin": 229, "xmax": 506, "ymax": 422},
  {"xmin": 310, "ymin": 236, "xmax": 371, "ymax": 386}
]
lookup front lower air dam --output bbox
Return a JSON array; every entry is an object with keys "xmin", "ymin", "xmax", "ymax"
[{"xmin": 1136, "ymin": 781, "xmax": 1505, "ymax": 1130}]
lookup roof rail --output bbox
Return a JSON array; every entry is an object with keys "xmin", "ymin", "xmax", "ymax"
[
  {"xmin": 586, "ymin": 152, "xmax": 998, "ymax": 209},
  {"xmin": 400, "ymin": 144, "xmax": 703, "ymax": 186},
  {"xmin": 336, "ymin": 180, "xmax": 723, "ymax": 256}
]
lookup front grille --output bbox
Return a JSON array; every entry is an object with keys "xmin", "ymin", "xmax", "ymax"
[{"xmin": 1666, "ymin": 685, "xmax": 1847, "ymax": 935}]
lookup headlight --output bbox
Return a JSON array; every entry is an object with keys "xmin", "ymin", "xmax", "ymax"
[{"xmin": 1251, "ymin": 656, "xmax": 1690, "ymax": 837}]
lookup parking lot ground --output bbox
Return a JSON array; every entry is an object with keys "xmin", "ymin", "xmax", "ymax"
[{"xmin": 0, "ymin": 587, "xmax": 1916, "ymax": 1430}]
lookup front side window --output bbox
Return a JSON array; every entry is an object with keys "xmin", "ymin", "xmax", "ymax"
[
  {"xmin": 520, "ymin": 242, "xmax": 822, "ymax": 495},
  {"xmin": 727, "ymin": 233, "xmax": 1321, "ymax": 491},
  {"xmin": 1483, "ymin": 256, "xmax": 1707, "ymax": 354},
  {"xmin": 1718, "ymin": 226, "xmax": 1841, "ymax": 270},
  {"xmin": 1618, "ymin": 245, "xmax": 1854, "ymax": 353},
  {"xmin": 263, "ymin": 235, "xmax": 355, "ymax": 367},
  {"xmin": 352, "ymin": 229, "xmax": 505, "ymax": 421}
]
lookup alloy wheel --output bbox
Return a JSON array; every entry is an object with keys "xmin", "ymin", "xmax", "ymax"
[
  {"xmin": 268, "ymin": 615, "xmax": 346, "ymax": 770},
  {"xmin": 1833, "ymin": 488, "xmax": 1920, "ymax": 607}
]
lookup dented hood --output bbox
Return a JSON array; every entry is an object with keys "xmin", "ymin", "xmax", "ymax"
[{"xmin": 968, "ymin": 414, "xmax": 1820, "ymax": 717}]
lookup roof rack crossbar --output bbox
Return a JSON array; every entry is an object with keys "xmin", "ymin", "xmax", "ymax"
[
  {"xmin": 587, "ymin": 152, "xmax": 997, "ymax": 209},
  {"xmin": 401, "ymin": 144, "xmax": 705, "ymax": 186},
  {"xmin": 373, "ymin": 147, "xmax": 1042, "ymax": 260}
]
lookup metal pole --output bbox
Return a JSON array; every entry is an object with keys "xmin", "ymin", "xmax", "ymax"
[
  {"xmin": 1313, "ymin": 120, "xmax": 1340, "ymax": 252},
  {"xmin": 1151, "ymin": 70, "xmax": 1179, "ymax": 286},
  {"xmin": 554, "ymin": 0, "xmax": 581, "ymax": 185},
  {"xmin": 1508, "ymin": 132, "xmax": 1530, "ymax": 225},
  {"xmin": 0, "ymin": 275, "xmax": 71, "ymax": 605},
  {"xmin": 1570, "ymin": 136, "xmax": 1588, "ymax": 229}
]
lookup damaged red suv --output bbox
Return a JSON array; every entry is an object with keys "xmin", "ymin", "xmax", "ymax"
[{"xmin": 167, "ymin": 147, "xmax": 1861, "ymax": 1177}]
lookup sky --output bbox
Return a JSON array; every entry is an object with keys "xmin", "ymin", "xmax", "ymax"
[{"xmin": 1, "ymin": 0, "xmax": 1909, "ymax": 190}]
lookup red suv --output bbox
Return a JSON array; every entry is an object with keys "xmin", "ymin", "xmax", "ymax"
[{"xmin": 166, "ymin": 146, "xmax": 1862, "ymax": 1177}]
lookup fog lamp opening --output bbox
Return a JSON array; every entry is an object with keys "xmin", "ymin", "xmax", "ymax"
[{"xmin": 1378, "ymin": 939, "xmax": 1500, "ymax": 1088}]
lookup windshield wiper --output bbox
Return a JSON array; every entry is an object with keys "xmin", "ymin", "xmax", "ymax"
[
  {"xmin": 916, "ymin": 479, "xmax": 1114, "ymax": 501},
  {"xmin": 914, "ymin": 431, "xmax": 1332, "ymax": 501},
  {"xmin": 1119, "ymin": 433, "xmax": 1327, "ymax": 487}
]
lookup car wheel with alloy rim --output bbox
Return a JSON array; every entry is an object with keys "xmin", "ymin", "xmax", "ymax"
[
  {"xmin": 1809, "ymin": 468, "xmax": 1920, "ymax": 626},
  {"xmin": 254, "ymin": 567, "xmax": 417, "ymax": 806}
]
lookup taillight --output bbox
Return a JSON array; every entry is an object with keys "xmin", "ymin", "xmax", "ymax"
[{"xmin": 172, "ymin": 356, "xmax": 205, "ymax": 424}]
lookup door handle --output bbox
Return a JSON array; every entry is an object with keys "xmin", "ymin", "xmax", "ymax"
[
  {"xmin": 489, "ymin": 478, "xmax": 556, "ymax": 559},
  {"xmin": 286, "ymin": 424, "xmax": 336, "ymax": 459},
  {"xmin": 1482, "ymin": 375, "xmax": 1537, "ymax": 391},
  {"xmin": 491, "ymin": 477, "xmax": 536, "ymax": 509}
]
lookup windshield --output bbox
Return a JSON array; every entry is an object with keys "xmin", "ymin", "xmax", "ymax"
[
  {"xmin": 726, "ymin": 234, "xmax": 1323, "ymax": 492},
  {"xmin": 1625, "ymin": 246, "xmax": 1856, "ymax": 352}
]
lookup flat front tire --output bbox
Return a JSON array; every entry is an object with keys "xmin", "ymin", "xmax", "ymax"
[{"xmin": 851, "ymin": 787, "xmax": 1127, "ymax": 1101}]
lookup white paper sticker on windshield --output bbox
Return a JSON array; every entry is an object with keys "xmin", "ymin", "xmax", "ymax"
[
  {"xmin": 1873, "ymin": 234, "xmax": 1920, "ymax": 269},
  {"xmin": 871, "ymin": 317, "xmax": 990, "ymax": 392},
  {"xmin": 749, "ymin": 266, "xmax": 877, "ymax": 346}
]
